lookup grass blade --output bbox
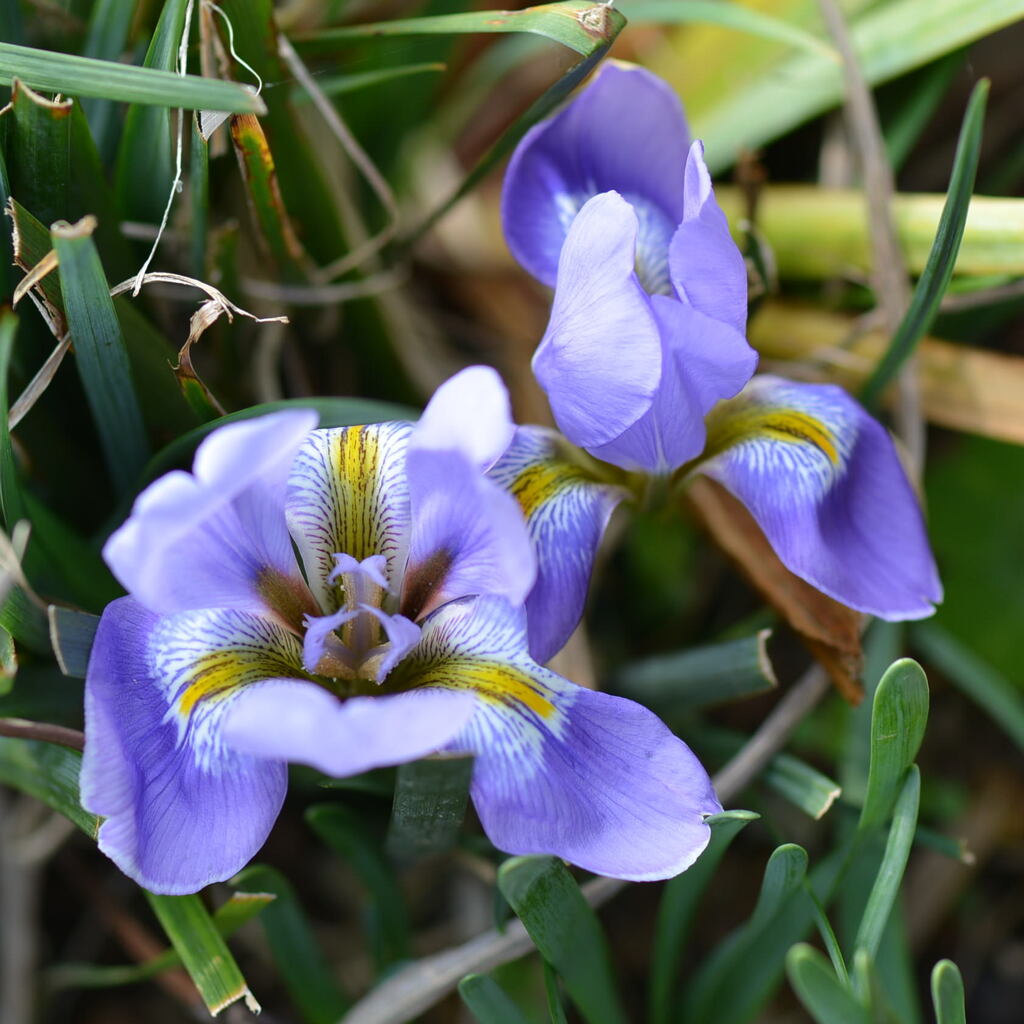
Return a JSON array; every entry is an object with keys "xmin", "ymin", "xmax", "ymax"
[
  {"xmin": 48, "ymin": 607, "xmax": 100, "ymax": 678},
  {"xmin": 857, "ymin": 659, "xmax": 928, "ymax": 835},
  {"xmin": 0, "ymin": 41, "xmax": 262, "ymax": 113},
  {"xmin": 853, "ymin": 767, "xmax": 921, "ymax": 960},
  {"xmin": 861, "ymin": 80, "xmax": 989, "ymax": 407},
  {"xmin": 614, "ymin": 630, "xmax": 776, "ymax": 712},
  {"xmin": 233, "ymin": 864, "xmax": 351, "ymax": 1024},
  {"xmin": 931, "ymin": 959, "xmax": 967, "ymax": 1024},
  {"xmin": 786, "ymin": 944, "xmax": 870, "ymax": 1024},
  {"xmin": 51, "ymin": 217, "xmax": 150, "ymax": 495},
  {"xmin": 650, "ymin": 810, "xmax": 759, "ymax": 1024},
  {"xmin": 306, "ymin": 803, "xmax": 411, "ymax": 972},
  {"xmin": 0, "ymin": 738, "xmax": 99, "ymax": 836},
  {"xmin": 145, "ymin": 892, "xmax": 259, "ymax": 1015},
  {"xmin": 911, "ymin": 622, "xmax": 1024, "ymax": 751},
  {"xmin": 458, "ymin": 974, "xmax": 533, "ymax": 1024},
  {"xmin": 624, "ymin": 1, "xmax": 833, "ymax": 57},
  {"xmin": 498, "ymin": 856, "xmax": 626, "ymax": 1024},
  {"xmin": 295, "ymin": 1, "xmax": 623, "ymax": 56},
  {"xmin": 386, "ymin": 754, "xmax": 473, "ymax": 860}
]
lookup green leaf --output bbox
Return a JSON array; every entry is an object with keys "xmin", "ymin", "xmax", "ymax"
[
  {"xmin": 233, "ymin": 864, "xmax": 351, "ymax": 1024},
  {"xmin": 786, "ymin": 944, "xmax": 870, "ymax": 1024},
  {"xmin": 189, "ymin": 113, "xmax": 209, "ymax": 279},
  {"xmin": 386, "ymin": 754, "xmax": 473, "ymax": 860},
  {"xmin": 623, "ymin": 1, "xmax": 833, "ymax": 57},
  {"xmin": 145, "ymin": 892, "xmax": 259, "ymax": 1016},
  {"xmin": 853, "ymin": 767, "xmax": 921, "ymax": 960},
  {"xmin": 48, "ymin": 607, "xmax": 100, "ymax": 679},
  {"xmin": 115, "ymin": 0, "xmax": 190, "ymax": 223},
  {"xmin": 0, "ymin": 583, "xmax": 50, "ymax": 653},
  {"xmin": 911, "ymin": 622, "xmax": 1024, "ymax": 751},
  {"xmin": 931, "ymin": 959, "xmax": 966, "ymax": 1024},
  {"xmin": 766, "ymin": 753, "xmax": 843, "ymax": 821},
  {"xmin": 0, "ymin": 738, "xmax": 98, "ymax": 836},
  {"xmin": 614, "ymin": 630, "xmax": 776, "ymax": 712},
  {"xmin": 51, "ymin": 890, "xmax": 275, "ymax": 990},
  {"xmin": 0, "ymin": 310, "xmax": 25, "ymax": 527},
  {"xmin": 650, "ymin": 810, "xmax": 758, "ymax": 1024},
  {"xmin": 682, "ymin": 844, "xmax": 812, "ymax": 1023},
  {"xmin": 857, "ymin": 659, "xmax": 928, "ymax": 835},
  {"xmin": 458, "ymin": 974, "xmax": 534, "ymax": 1024},
  {"xmin": 0, "ymin": 625, "xmax": 15, "ymax": 695},
  {"xmin": 138, "ymin": 397, "xmax": 415, "ymax": 485},
  {"xmin": 0, "ymin": 42, "xmax": 263, "ymax": 113},
  {"xmin": 51, "ymin": 217, "xmax": 150, "ymax": 495},
  {"xmin": 689, "ymin": 0, "xmax": 1021, "ymax": 174},
  {"xmin": 296, "ymin": 1, "xmax": 623, "ymax": 56},
  {"xmin": 300, "ymin": 63, "xmax": 448, "ymax": 100},
  {"xmin": 498, "ymin": 856, "xmax": 626, "ymax": 1024},
  {"xmin": 80, "ymin": 0, "xmax": 137, "ymax": 163},
  {"xmin": 306, "ymin": 803, "xmax": 411, "ymax": 971},
  {"xmin": 861, "ymin": 79, "xmax": 989, "ymax": 407}
]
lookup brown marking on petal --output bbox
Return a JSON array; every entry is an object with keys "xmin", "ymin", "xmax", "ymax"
[
  {"xmin": 400, "ymin": 549, "xmax": 455, "ymax": 622},
  {"xmin": 257, "ymin": 568, "xmax": 319, "ymax": 633}
]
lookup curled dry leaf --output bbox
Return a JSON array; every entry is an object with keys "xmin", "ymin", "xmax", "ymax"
[{"xmin": 687, "ymin": 476, "xmax": 864, "ymax": 704}]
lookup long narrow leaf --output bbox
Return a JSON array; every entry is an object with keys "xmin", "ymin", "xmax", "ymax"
[
  {"xmin": 0, "ymin": 738, "xmax": 98, "ymax": 836},
  {"xmin": 146, "ymin": 893, "xmax": 259, "ymax": 1016},
  {"xmin": 853, "ymin": 767, "xmax": 921, "ymax": 960},
  {"xmin": 931, "ymin": 959, "xmax": 967, "ymax": 1024},
  {"xmin": 386, "ymin": 754, "xmax": 473, "ymax": 860},
  {"xmin": 498, "ymin": 856, "xmax": 626, "ymax": 1024},
  {"xmin": 786, "ymin": 944, "xmax": 870, "ymax": 1024},
  {"xmin": 861, "ymin": 80, "xmax": 989, "ymax": 407},
  {"xmin": 650, "ymin": 810, "xmax": 758, "ymax": 1024},
  {"xmin": 0, "ymin": 42, "xmax": 262, "ymax": 113},
  {"xmin": 458, "ymin": 974, "xmax": 534, "ymax": 1024},
  {"xmin": 233, "ymin": 865, "xmax": 351, "ymax": 1024},
  {"xmin": 51, "ymin": 217, "xmax": 150, "ymax": 495}
]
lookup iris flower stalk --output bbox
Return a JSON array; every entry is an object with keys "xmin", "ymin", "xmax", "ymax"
[
  {"xmin": 500, "ymin": 61, "xmax": 942, "ymax": 625},
  {"xmin": 83, "ymin": 367, "xmax": 719, "ymax": 894}
]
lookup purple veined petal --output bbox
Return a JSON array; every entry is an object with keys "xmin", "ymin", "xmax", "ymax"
[
  {"xmin": 532, "ymin": 192, "xmax": 663, "ymax": 452},
  {"xmin": 401, "ymin": 447, "xmax": 536, "ymax": 621},
  {"xmin": 669, "ymin": 141, "xmax": 748, "ymax": 334},
  {"xmin": 103, "ymin": 410, "xmax": 317, "ymax": 618},
  {"xmin": 502, "ymin": 62, "xmax": 690, "ymax": 287},
  {"xmin": 223, "ymin": 683, "xmax": 475, "ymax": 777},
  {"xmin": 412, "ymin": 365, "xmax": 515, "ymax": 471},
  {"xmin": 286, "ymin": 422, "xmax": 413, "ymax": 611},
  {"xmin": 403, "ymin": 596, "xmax": 721, "ymax": 881},
  {"xmin": 589, "ymin": 295, "xmax": 758, "ymax": 473},
  {"xmin": 81, "ymin": 598, "xmax": 291, "ymax": 894},
  {"xmin": 489, "ymin": 426, "xmax": 625, "ymax": 663},
  {"xmin": 696, "ymin": 375, "xmax": 943, "ymax": 619}
]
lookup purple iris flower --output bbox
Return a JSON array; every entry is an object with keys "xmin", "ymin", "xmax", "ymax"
[
  {"xmin": 500, "ymin": 61, "xmax": 941, "ymax": 621},
  {"xmin": 82, "ymin": 367, "xmax": 719, "ymax": 894}
]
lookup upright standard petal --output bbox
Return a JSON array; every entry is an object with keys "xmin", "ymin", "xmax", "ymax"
[
  {"xmin": 697, "ymin": 376, "xmax": 943, "ymax": 618},
  {"xmin": 412, "ymin": 365, "xmax": 515, "ymax": 470},
  {"xmin": 81, "ymin": 598, "xmax": 290, "ymax": 894},
  {"xmin": 489, "ymin": 427, "xmax": 625, "ymax": 663},
  {"xmin": 400, "ymin": 596, "xmax": 720, "ymax": 881},
  {"xmin": 669, "ymin": 141, "xmax": 749, "ymax": 334},
  {"xmin": 502, "ymin": 62, "xmax": 689, "ymax": 287},
  {"xmin": 286, "ymin": 422, "xmax": 413, "ymax": 609},
  {"xmin": 104, "ymin": 410, "xmax": 317, "ymax": 617},
  {"xmin": 588, "ymin": 296, "xmax": 757, "ymax": 473},
  {"xmin": 532, "ymin": 192, "xmax": 662, "ymax": 452},
  {"xmin": 402, "ymin": 447, "xmax": 536, "ymax": 621}
]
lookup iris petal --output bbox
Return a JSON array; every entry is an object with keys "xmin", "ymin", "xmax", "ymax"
[
  {"xmin": 103, "ymin": 410, "xmax": 317, "ymax": 617},
  {"xmin": 697, "ymin": 376, "xmax": 943, "ymax": 619},
  {"xmin": 532, "ymin": 191, "xmax": 662, "ymax": 451},
  {"xmin": 81, "ymin": 598, "xmax": 288, "ymax": 894},
  {"xmin": 402, "ymin": 447, "xmax": 536, "ymax": 620},
  {"xmin": 502, "ymin": 62, "xmax": 690, "ymax": 287},
  {"xmin": 489, "ymin": 426, "xmax": 625, "ymax": 662},
  {"xmin": 222, "ymin": 683, "xmax": 475, "ymax": 777},
  {"xmin": 589, "ymin": 296, "xmax": 757, "ymax": 473},
  {"xmin": 669, "ymin": 141, "xmax": 749, "ymax": 334},
  {"xmin": 286, "ymin": 422, "xmax": 413, "ymax": 609},
  {"xmin": 402, "ymin": 596, "xmax": 720, "ymax": 881}
]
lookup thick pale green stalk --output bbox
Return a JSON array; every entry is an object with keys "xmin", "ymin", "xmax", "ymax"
[{"xmin": 716, "ymin": 185, "xmax": 1024, "ymax": 280}]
